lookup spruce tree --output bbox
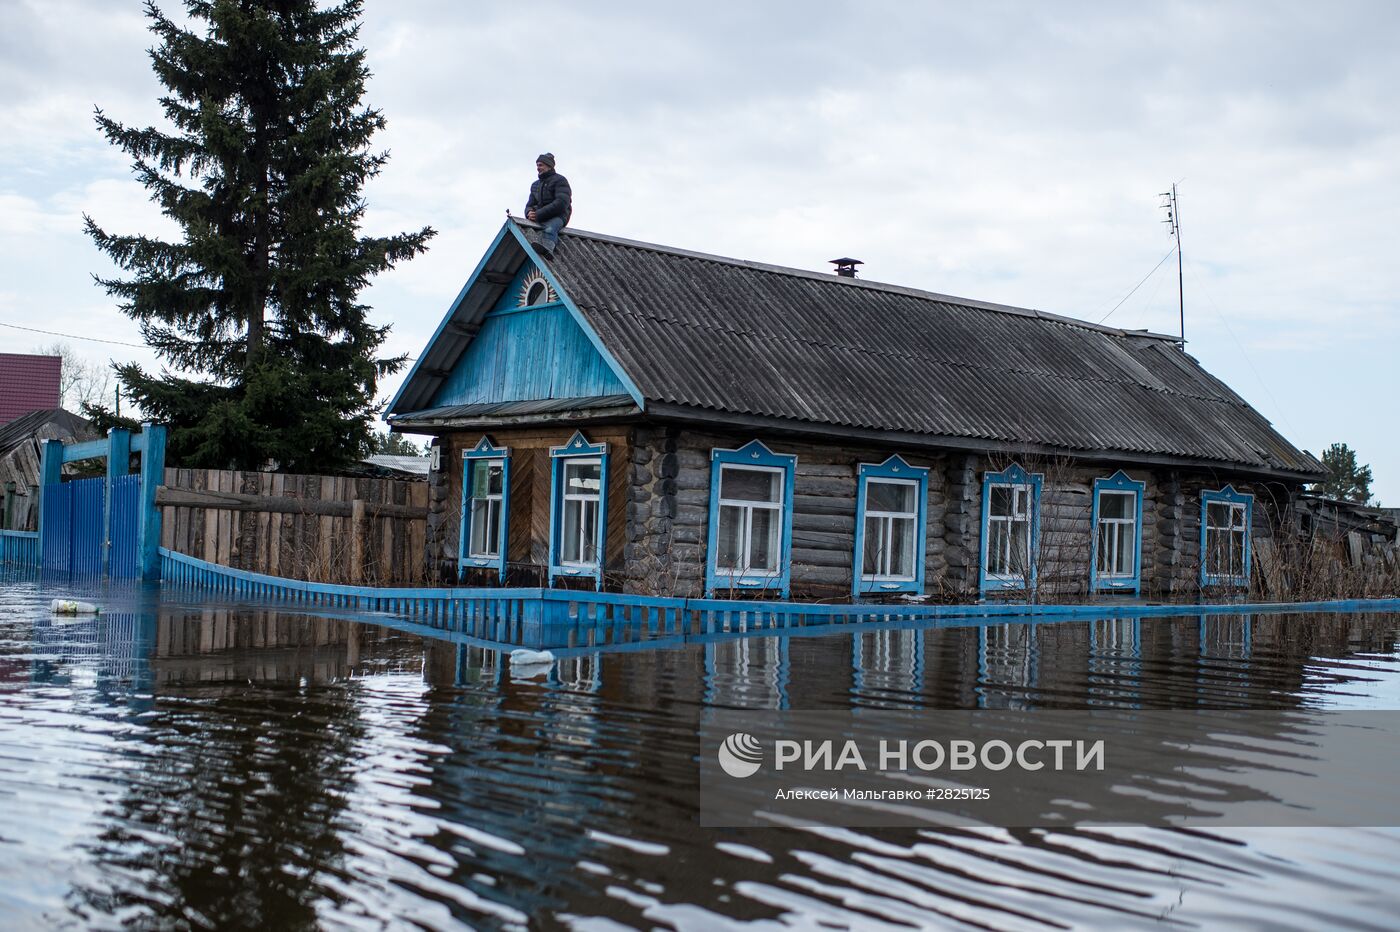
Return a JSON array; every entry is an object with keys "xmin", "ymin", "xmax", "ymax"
[
  {"xmin": 1313, "ymin": 442, "xmax": 1374, "ymax": 504},
  {"xmin": 85, "ymin": 0, "xmax": 434, "ymax": 472}
]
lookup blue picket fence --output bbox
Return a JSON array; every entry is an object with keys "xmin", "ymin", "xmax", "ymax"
[
  {"xmin": 0, "ymin": 530, "xmax": 39, "ymax": 569},
  {"xmin": 160, "ymin": 549, "xmax": 545, "ymax": 644},
  {"xmin": 161, "ymin": 548, "xmax": 986, "ymax": 648},
  {"xmin": 158, "ymin": 547, "xmax": 1400, "ymax": 651}
]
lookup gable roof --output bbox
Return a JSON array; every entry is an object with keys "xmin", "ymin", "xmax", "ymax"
[
  {"xmin": 392, "ymin": 219, "xmax": 1322, "ymax": 480},
  {"xmin": 0, "ymin": 407, "xmax": 96, "ymax": 457}
]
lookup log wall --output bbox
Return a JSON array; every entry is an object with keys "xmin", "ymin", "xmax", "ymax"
[
  {"xmin": 430, "ymin": 426, "xmax": 632, "ymax": 586},
  {"xmin": 430, "ymin": 422, "xmax": 1300, "ymax": 601},
  {"xmin": 627, "ymin": 428, "xmax": 953, "ymax": 600}
]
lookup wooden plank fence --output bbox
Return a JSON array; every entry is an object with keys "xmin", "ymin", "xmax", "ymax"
[{"xmin": 158, "ymin": 468, "xmax": 428, "ymax": 586}]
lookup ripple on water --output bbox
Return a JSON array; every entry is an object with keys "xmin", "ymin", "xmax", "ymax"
[{"xmin": 0, "ymin": 574, "xmax": 1399, "ymax": 928}]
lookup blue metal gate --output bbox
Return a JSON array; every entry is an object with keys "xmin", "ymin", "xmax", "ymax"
[
  {"xmin": 26, "ymin": 426, "xmax": 166, "ymax": 581},
  {"xmin": 71, "ymin": 478, "xmax": 105, "ymax": 577},
  {"xmin": 40, "ymin": 477, "xmax": 108, "ymax": 578},
  {"xmin": 110, "ymin": 474, "xmax": 141, "ymax": 578},
  {"xmin": 40, "ymin": 482, "xmax": 71, "ymax": 575}
]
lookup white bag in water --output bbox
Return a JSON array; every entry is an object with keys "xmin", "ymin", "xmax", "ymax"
[
  {"xmin": 51, "ymin": 599, "xmax": 101, "ymax": 615},
  {"xmin": 509, "ymin": 649, "xmax": 555, "ymax": 666}
]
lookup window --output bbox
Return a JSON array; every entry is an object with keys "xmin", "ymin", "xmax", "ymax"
[
  {"xmin": 517, "ymin": 268, "xmax": 556, "ymax": 307},
  {"xmin": 458, "ymin": 437, "xmax": 511, "ymax": 581},
  {"xmin": 1090, "ymin": 470, "xmax": 1145, "ymax": 594},
  {"xmin": 560, "ymin": 459, "xmax": 602, "ymax": 565},
  {"xmin": 706, "ymin": 440, "xmax": 796, "ymax": 597},
  {"xmin": 716, "ymin": 466, "xmax": 784, "ymax": 575},
  {"xmin": 549, "ymin": 431, "xmax": 609, "ymax": 588},
  {"xmin": 986, "ymin": 486, "xmax": 1033, "ymax": 575},
  {"xmin": 1201, "ymin": 486, "xmax": 1252, "ymax": 587},
  {"xmin": 467, "ymin": 460, "xmax": 505, "ymax": 558},
  {"xmin": 854, "ymin": 456, "xmax": 929, "ymax": 596},
  {"xmin": 864, "ymin": 480, "xmax": 917, "ymax": 578},
  {"xmin": 1095, "ymin": 493, "xmax": 1135, "ymax": 576},
  {"xmin": 979, "ymin": 464, "xmax": 1042, "ymax": 594}
]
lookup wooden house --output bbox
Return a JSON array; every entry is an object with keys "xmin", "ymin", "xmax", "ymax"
[
  {"xmin": 0, "ymin": 408, "xmax": 99, "ymax": 531},
  {"xmin": 387, "ymin": 219, "xmax": 1324, "ymax": 601}
]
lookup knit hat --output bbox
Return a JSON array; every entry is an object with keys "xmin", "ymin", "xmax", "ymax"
[{"xmin": 536, "ymin": 152, "xmax": 556, "ymax": 169}]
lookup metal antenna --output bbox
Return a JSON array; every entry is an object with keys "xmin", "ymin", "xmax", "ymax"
[{"xmin": 1160, "ymin": 184, "xmax": 1184, "ymax": 346}]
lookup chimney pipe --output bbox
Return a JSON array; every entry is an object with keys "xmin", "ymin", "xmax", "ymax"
[{"xmin": 829, "ymin": 257, "xmax": 863, "ymax": 278}]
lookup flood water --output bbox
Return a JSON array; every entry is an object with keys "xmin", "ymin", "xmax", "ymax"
[{"xmin": 3, "ymin": 571, "xmax": 1400, "ymax": 930}]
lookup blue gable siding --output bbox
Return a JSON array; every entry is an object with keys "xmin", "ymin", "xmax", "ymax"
[{"xmin": 430, "ymin": 262, "xmax": 629, "ymax": 407}]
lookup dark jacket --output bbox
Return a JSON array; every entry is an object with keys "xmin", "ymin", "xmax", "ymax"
[{"xmin": 526, "ymin": 170, "xmax": 572, "ymax": 224}]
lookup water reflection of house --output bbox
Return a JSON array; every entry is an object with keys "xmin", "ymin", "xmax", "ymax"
[
  {"xmin": 977, "ymin": 624, "xmax": 1040, "ymax": 708},
  {"xmin": 852, "ymin": 629, "xmax": 924, "ymax": 707},
  {"xmin": 390, "ymin": 219, "xmax": 1324, "ymax": 603},
  {"xmin": 704, "ymin": 638, "xmax": 791, "ymax": 709}
]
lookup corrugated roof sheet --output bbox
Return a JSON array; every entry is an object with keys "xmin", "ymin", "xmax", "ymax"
[
  {"xmin": 542, "ymin": 226, "xmax": 1321, "ymax": 476},
  {"xmin": 360, "ymin": 454, "xmax": 429, "ymax": 477},
  {"xmin": 0, "ymin": 354, "xmax": 62, "ymax": 425},
  {"xmin": 0, "ymin": 407, "xmax": 97, "ymax": 457},
  {"xmin": 391, "ymin": 394, "xmax": 637, "ymax": 427}
]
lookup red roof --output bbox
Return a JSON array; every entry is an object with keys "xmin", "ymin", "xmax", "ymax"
[{"xmin": 0, "ymin": 354, "xmax": 62, "ymax": 424}]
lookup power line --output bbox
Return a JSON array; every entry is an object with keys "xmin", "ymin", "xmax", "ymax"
[
  {"xmin": 3, "ymin": 316, "xmax": 425, "ymax": 366},
  {"xmin": 1097, "ymin": 245, "xmax": 1178, "ymax": 324},
  {"xmin": 0, "ymin": 319, "xmax": 147, "ymax": 349},
  {"xmin": 1181, "ymin": 256, "xmax": 1299, "ymax": 439},
  {"xmin": 1137, "ymin": 253, "xmax": 1172, "ymax": 323}
]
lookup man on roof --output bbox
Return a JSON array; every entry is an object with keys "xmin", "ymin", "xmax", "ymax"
[{"xmin": 525, "ymin": 152, "xmax": 572, "ymax": 259}]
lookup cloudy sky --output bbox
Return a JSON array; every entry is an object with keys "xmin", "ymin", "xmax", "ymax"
[{"xmin": 2, "ymin": 1, "xmax": 1396, "ymax": 499}]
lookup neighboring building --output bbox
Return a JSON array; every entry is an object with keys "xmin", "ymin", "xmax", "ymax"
[
  {"xmin": 387, "ymin": 219, "xmax": 1324, "ymax": 601},
  {"xmin": 356, "ymin": 454, "xmax": 430, "ymax": 480},
  {"xmin": 0, "ymin": 408, "xmax": 99, "ymax": 531},
  {"xmin": 0, "ymin": 353, "xmax": 62, "ymax": 424},
  {"xmin": 1292, "ymin": 493, "xmax": 1400, "ymax": 578}
]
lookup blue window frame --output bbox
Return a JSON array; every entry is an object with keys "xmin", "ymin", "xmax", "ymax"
[
  {"xmin": 979, "ymin": 463, "xmax": 1043, "ymax": 595},
  {"xmin": 549, "ymin": 431, "xmax": 609, "ymax": 589},
  {"xmin": 459, "ymin": 436, "xmax": 510, "ymax": 581},
  {"xmin": 853, "ymin": 455, "xmax": 929, "ymax": 598},
  {"xmin": 1090, "ymin": 470, "xmax": 1146, "ymax": 595},
  {"xmin": 705, "ymin": 440, "xmax": 796, "ymax": 598},
  {"xmin": 1200, "ymin": 485, "xmax": 1252, "ymax": 588}
]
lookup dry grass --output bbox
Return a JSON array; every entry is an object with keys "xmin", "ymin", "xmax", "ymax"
[{"xmin": 1254, "ymin": 527, "xmax": 1400, "ymax": 601}]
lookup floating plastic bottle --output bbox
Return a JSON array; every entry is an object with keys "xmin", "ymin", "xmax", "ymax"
[{"xmin": 50, "ymin": 599, "xmax": 101, "ymax": 615}]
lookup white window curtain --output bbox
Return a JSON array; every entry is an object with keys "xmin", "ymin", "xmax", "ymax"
[
  {"xmin": 560, "ymin": 458, "xmax": 602, "ymax": 567},
  {"xmin": 862, "ymin": 478, "xmax": 918, "ymax": 580},
  {"xmin": 715, "ymin": 465, "xmax": 784, "ymax": 576}
]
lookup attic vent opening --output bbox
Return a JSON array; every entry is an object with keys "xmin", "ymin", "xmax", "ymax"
[
  {"xmin": 830, "ymin": 257, "xmax": 863, "ymax": 278},
  {"xmin": 517, "ymin": 269, "xmax": 557, "ymax": 307}
]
